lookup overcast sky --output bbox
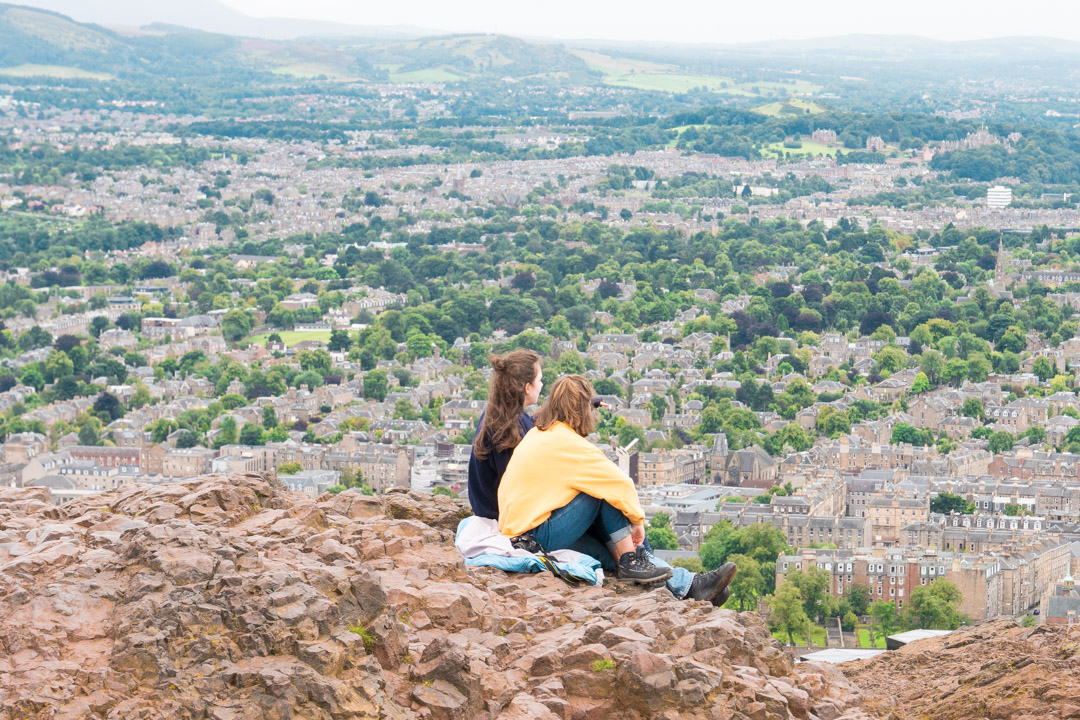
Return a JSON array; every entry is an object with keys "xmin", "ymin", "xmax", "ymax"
[{"xmin": 220, "ymin": 0, "xmax": 1080, "ymax": 44}]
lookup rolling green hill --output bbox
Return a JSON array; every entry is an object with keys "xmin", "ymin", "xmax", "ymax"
[
  {"xmin": 0, "ymin": 7, "xmax": 595, "ymax": 85},
  {"xmin": 0, "ymin": 3, "xmax": 258, "ymax": 81},
  {"xmin": 356, "ymin": 34, "xmax": 599, "ymax": 83}
]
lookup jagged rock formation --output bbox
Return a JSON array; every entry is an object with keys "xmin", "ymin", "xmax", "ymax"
[
  {"xmin": 842, "ymin": 618, "xmax": 1080, "ymax": 720},
  {"xmin": 1, "ymin": 473, "xmax": 873, "ymax": 720}
]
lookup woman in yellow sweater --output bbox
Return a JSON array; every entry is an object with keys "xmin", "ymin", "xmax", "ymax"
[
  {"xmin": 498, "ymin": 374, "xmax": 668, "ymax": 582},
  {"xmin": 499, "ymin": 375, "xmax": 736, "ymax": 600}
]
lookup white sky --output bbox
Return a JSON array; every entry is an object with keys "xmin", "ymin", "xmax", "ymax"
[{"xmin": 220, "ymin": 0, "xmax": 1080, "ymax": 44}]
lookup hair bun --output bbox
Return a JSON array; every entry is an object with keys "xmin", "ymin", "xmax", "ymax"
[{"xmin": 488, "ymin": 354, "xmax": 504, "ymax": 371}]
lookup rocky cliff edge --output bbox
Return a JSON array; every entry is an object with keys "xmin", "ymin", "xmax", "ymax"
[{"xmin": 0, "ymin": 473, "xmax": 880, "ymax": 720}]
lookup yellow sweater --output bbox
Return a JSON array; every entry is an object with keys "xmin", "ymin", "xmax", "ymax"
[{"xmin": 497, "ymin": 420, "xmax": 645, "ymax": 537}]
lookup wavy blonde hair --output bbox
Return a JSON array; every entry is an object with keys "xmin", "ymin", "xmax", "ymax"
[{"xmin": 534, "ymin": 374, "xmax": 595, "ymax": 437}]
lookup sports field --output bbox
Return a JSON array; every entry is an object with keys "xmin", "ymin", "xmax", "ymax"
[
  {"xmin": 0, "ymin": 64, "xmax": 112, "ymax": 80},
  {"xmin": 249, "ymin": 330, "xmax": 332, "ymax": 347},
  {"xmin": 763, "ymin": 139, "xmax": 838, "ymax": 158},
  {"xmin": 388, "ymin": 68, "xmax": 466, "ymax": 83},
  {"xmin": 269, "ymin": 63, "xmax": 359, "ymax": 80},
  {"xmin": 609, "ymin": 73, "xmax": 749, "ymax": 93},
  {"xmin": 755, "ymin": 98, "xmax": 827, "ymax": 117}
]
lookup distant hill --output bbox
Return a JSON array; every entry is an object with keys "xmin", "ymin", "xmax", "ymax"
[
  {"xmin": 0, "ymin": 3, "xmax": 257, "ymax": 80},
  {"xmin": 357, "ymin": 34, "xmax": 598, "ymax": 83},
  {"xmin": 0, "ymin": 6, "xmax": 597, "ymax": 84},
  {"xmin": 639, "ymin": 33, "xmax": 1080, "ymax": 62},
  {"xmin": 11, "ymin": 0, "xmax": 432, "ymax": 40}
]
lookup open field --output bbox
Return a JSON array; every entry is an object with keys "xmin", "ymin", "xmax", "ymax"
[
  {"xmin": 857, "ymin": 628, "xmax": 887, "ymax": 648},
  {"xmin": 770, "ymin": 624, "xmax": 887, "ymax": 648},
  {"xmin": 569, "ymin": 49, "xmax": 674, "ymax": 74},
  {"xmin": 605, "ymin": 72, "xmax": 749, "ymax": 94},
  {"xmin": 248, "ymin": 330, "xmax": 332, "ymax": 347},
  {"xmin": 763, "ymin": 139, "xmax": 838, "ymax": 158},
  {"xmin": 749, "ymin": 79, "xmax": 824, "ymax": 95},
  {"xmin": 0, "ymin": 64, "xmax": 112, "ymax": 79},
  {"xmin": 388, "ymin": 67, "xmax": 466, "ymax": 83},
  {"xmin": 269, "ymin": 63, "xmax": 359, "ymax": 80},
  {"xmin": 771, "ymin": 625, "xmax": 829, "ymax": 647},
  {"xmin": 572, "ymin": 49, "xmax": 749, "ymax": 95},
  {"xmin": 755, "ymin": 98, "xmax": 827, "ymax": 117}
]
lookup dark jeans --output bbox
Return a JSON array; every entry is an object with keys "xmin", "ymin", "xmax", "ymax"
[
  {"xmin": 531, "ymin": 492, "xmax": 631, "ymax": 571},
  {"xmin": 531, "ymin": 493, "xmax": 693, "ymax": 597}
]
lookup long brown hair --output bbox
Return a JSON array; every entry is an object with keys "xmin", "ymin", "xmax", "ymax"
[
  {"xmin": 534, "ymin": 374, "xmax": 596, "ymax": 437},
  {"xmin": 473, "ymin": 349, "xmax": 541, "ymax": 460}
]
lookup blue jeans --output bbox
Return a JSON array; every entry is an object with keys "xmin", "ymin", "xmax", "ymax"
[
  {"xmin": 532, "ymin": 493, "xmax": 694, "ymax": 599},
  {"xmin": 642, "ymin": 535, "xmax": 694, "ymax": 599},
  {"xmin": 532, "ymin": 492, "xmax": 631, "ymax": 554}
]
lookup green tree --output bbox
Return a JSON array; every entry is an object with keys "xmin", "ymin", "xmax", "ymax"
[
  {"xmin": 328, "ymin": 329, "xmax": 352, "ymax": 352},
  {"xmin": 869, "ymin": 599, "xmax": 900, "ymax": 637},
  {"xmin": 960, "ymin": 398, "xmax": 984, "ymax": 421},
  {"xmin": 364, "ymin": 369, "xmax": 388, "ymax": 401},
  {"xmin": 784, "ymin": 566, "xmax": 832, "ymax": 621},
  {"xmin": 646, "ymin": 525, "xmax": 679, "ymax": 550},
  {"xmin": 772, "ymin": 423, "xmax": 814, "ymax": 453},
  {"xmin": 890, "ymin": 422, "xmax": 931, "ymax": 446},
  {"xmin": 997, "ymin": 326, "xmax": 1026, "ymax": 354},
  {"xmin": 78, "ymin": 423, "xmax": 100, "ymax": 446},
  {"xmin": 671, "ymin": 557, "xmax": 705, "ymax": 574},
  {"xmin": 647, "ymin": 395, "xmax": 668, "ymax": 422},
  {"xmin": 911, "ymin": 372, "xmax": 930, "ymax": 394},
  {"xmin": 89, "ymin": 316, "xmax": 110, "ymax": 338},
  {"xmin": 239, "ymin": 422, "xmax": 265, "ymax": 446},
  {"xmin": 699, "ymin": 520, "xmax": 742, "ymax": 571},
  {"xmin": 93, "ymin": 392, "xmax": 124, "ymax": 422},
  {"xmin": 150, "ymin": 419, "xmax": 178, "ymax": 443},
  {"xmin": 1032, "ymin": 356, "xmax": 1054, "ymax": 382},
  {"xmin": 987, "ymin": 430, "xmax": 1014, "ymax": 454},
  {"xmin": 221, "ymin": 309, "xmax": 255, "ymax": 343},
  {"xmin": 592, "ymin": 378, "xmax": 622, "ymax": 399},
  {"xmin": 699, "ymin": 405, "xmax": 723, "ymax": 434},
  {"xmin": 847, "ymin": 585, "xmax": 871, "ymax": 616},
  {"xmin": 615, "ymin": 419, "xmax": 646, "ymax": 448},
  {"xmin": 900, "ymin": 579, "xmax": 967, "ymax": 630},
  {"xmin": 942, "ymin": 358, "xmax": 968, "ymax": 387},
  {"xmin": 215, "ymin": 416, "xmax": 237, "ymax": 448},
  {"xmin": 726, "ymin": 553, "xmax": 764, "ymax": 611},
  {"xmin": 930, "ymin": 492, "xmax": 974, "ymax": 515},
  {"xmin": 44, "ymin": 350, "xmax": 74, "ymax": 383},
  {"xmin": 18, "ymin": 326, "xmax": 53, "ymax": 352},
  {"xmin": 920, "ymin": 350, "xmax": 944, "ymax": 386},
  {"xmin": 873, "ymin": 345, "xmax": 908, "ymax": 376},
  {"xmin": 554, "ymin": 350, "xmax": 587, "ymax": 375},
  {"xmin": 767, "ymin": 583, "xmax": 812, "ymax": 646},
  {"xmin": 129, "ymin": 383, "xmax": 152, "ymax": 409},
  {"xmin": 262, "ymin": 405, "xmax": 278, "ymax": 429},
  {"xmin": 298, "ymin": 349, "xmax": 332, "ymax": 375}
]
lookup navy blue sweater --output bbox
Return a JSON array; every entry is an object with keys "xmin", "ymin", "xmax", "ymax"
[{"xmin": 467, "ymin": 411, "xmax": 534, "ymax": 520}]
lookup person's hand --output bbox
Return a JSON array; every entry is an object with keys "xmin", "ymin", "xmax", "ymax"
[{"xmin": 630, "ymin": 524, "xmax": 645, "ymax": 546}]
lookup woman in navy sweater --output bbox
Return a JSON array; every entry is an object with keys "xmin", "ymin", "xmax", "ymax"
[{"xmin": 466, "ymin": 349, "xmax": 542, "ymax": 519}]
